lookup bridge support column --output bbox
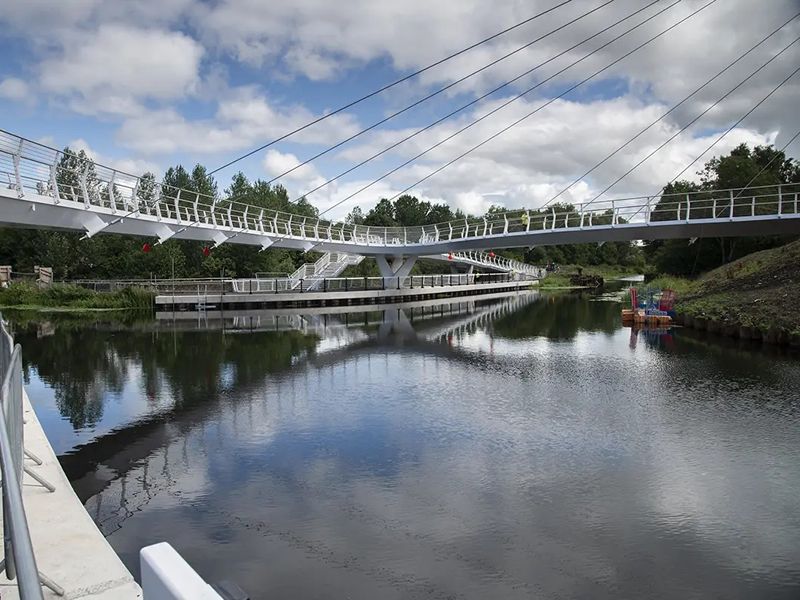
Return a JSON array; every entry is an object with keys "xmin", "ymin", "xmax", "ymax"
[
  {"xmin": 449, "ymin": 264, "xmax": 473, "ymax": 275},
  {"xmin": 375, "ymin": 255, "xmax": 417, "ymax": 282}
]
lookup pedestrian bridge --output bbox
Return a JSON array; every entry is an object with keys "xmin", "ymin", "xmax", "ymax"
[{"xmin": 2, "ymin": 130, "xmax": 799, "ymax": 279}]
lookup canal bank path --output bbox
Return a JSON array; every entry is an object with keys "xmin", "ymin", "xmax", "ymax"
[{"xmin": 0, "ymin": 391, "xmax": 141, "ymax": 599}]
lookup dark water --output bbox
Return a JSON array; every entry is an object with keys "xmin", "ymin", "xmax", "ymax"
[{"xmin": 9, "ymin": 291, "xmax": 800, "ymax": 599}]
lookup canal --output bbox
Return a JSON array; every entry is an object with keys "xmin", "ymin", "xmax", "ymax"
[{"xmin": 8, "ymin": 290, "xmax": 800, "ymax": 599}]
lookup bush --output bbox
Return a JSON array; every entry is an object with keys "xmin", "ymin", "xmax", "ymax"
[
  {"xmin": 0, "ymin": 282, "xmax": 39, "ymax": 306},
  {"xmin": 645, "ymin": 276, "xmax": 695, "ymax": 296},
  {"xmin": 111, "ymin": 287, "xmax": 154, "ymax": 310},
  {"xmin": 0, "ymin": 282, "xmax": 154, "ymax": 311},
  {"xmin": 43, "ymin": 284, "xmax": 93, "ymax": 304}
]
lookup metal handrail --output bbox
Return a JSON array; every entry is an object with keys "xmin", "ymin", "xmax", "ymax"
[
  {"xmin": 228, "ymin": 272, "xmax": 530, "ymax": 294},
  {"xmin": 0, "ymin": 317, "xmax": 45, "ymax": 600}
]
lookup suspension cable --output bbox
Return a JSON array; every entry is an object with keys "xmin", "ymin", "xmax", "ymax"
[
  {"xmin": 540, "ymin": 10, "xmax": 800, "ymax": 208},
  {"xmin": 319, "ymin": 0, "xmax": 715, "ymax": 215},
  {"xmin": 207, "ymin": 0, "xmax": 575, "ymax": 175},
  {"xmin": 261, "ymin": 0, "xmax": 620, "ymax": 186},
  {"xmin": 585, "ymin": 43, "xmax": 800, "ymax": 205},
  {"xmin": 284, "ymin": 0, "xmax": 663, "ymax": 208}
]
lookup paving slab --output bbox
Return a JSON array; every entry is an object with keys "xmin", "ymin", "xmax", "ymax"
[{"xmin": 0, "ymin": 391, "xmax": 141, "ymax": 599}]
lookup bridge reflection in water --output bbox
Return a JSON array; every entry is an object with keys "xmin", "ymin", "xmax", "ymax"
[
  {"xmin": 12, "ymin": 290, "xmax": 800, "ymax": 600},
  {"xmin": 23, "ymin": 292, "xmax": 547, "ymax": 502}
]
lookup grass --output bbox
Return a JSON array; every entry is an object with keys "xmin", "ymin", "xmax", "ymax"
[
  {"xmin": 644, "ymin": 276, "xmax": 695, "ymax": 296},
  {"xmin": 656, "ymin": 240, "xmax": 800, "ymax": 336},
  {"xmin": 0, "ymin": 282, "xmax": 154, "ymax": 312},
  {"xmin": 538, "ymin": 273, "xmax": 574, "ymax": 289},
  {"xmin": 558, "ymin": 242, "xmax": 800, "ymax": 339},
  {"xmin": 538, "ymin": 263, "xmax": 645, "ymax": 289}
]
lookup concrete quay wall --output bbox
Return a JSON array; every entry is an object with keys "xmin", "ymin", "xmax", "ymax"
[{"xmin": 0, "ymin": 393, "xmax": 141, "ymax": 599}]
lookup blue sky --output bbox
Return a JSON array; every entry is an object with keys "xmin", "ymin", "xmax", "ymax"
[{"xmin": 1, "ymin": 0, "xmax": 798, "ymax": 219}]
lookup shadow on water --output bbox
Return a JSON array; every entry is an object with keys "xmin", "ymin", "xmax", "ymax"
[{"xmin": 5, "ymin": 289, "xmax": 800, "ymax": 599}]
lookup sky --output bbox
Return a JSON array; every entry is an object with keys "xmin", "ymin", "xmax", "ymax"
[{"xmin": 1, "ymin": 0, "xmax": 799, "ymax": 220}]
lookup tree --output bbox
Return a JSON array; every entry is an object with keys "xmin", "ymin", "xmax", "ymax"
[
  {"xmin": 426, "ymin": 202, "xmax": 458, "ymax": 224},
  {"xmin": 394, "ymin": 194, "xmax": 430, "ymax": 226},
  {"xmin": 644, "ymin": 143, "xmax": 799, "ymax": 275},
  {"xmin": 190, "ymin": 165, "xmax": 218, "ymax": 201},
  {"xmin": 364, "ymin": 198, "xmax": 397, "ymax": 226},
  {"xmin": 55, "ymin": 147, "xmax": 99, "ymax": 202},
  {"xmin": 293, "ymin": 197, "xmax": 319, "ymax": 218},
  {"xmin": 346, "ymin": 206, "xmax": 365, "ymax": 225},
  {"xmin": 136, "ymin": 172, "xmax": 157, "ymax": 208}
]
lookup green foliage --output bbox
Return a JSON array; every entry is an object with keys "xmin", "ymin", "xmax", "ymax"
[
  {"xmin": 363, "ymin": 195, "xmax": 463, "ymax": 227},
  {"xmin": 43, "ymin": 283, "xmax": 93, "ymax": 304},
  {"xmin": 0, "ymin": 144, "xmax": 666, "ymax": 286},
  {"xmin": 0, "ymin": 282, "xmax": 154, "ymax": 311},
  {"xmin": 645, "ymin": 143, "xmax": 799, "ymax": 275},
  {"xmin": 0, "ymin": 282, "xmax": 39, "ymax": 305},
  {"xmin": 644, "ymin": 276, "xmax": 695, "ymax": 296},
  {"xmin": 659, "ymin": 239, "xmax": 800, "ymax": 335}
]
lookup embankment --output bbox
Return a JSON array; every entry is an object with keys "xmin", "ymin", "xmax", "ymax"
[
  {"xmin": 0, "ymin": 282, "xmax": 154, "ymax": 312},
  {"xmin": 664, "ymin": 240, "xmax": 800, "ymax": 346}
]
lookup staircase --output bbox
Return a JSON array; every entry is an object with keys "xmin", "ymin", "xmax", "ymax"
[
  {"xmin": 231, "ymin": 252, "xmax": 364, "ymax": 293},
  {"xmin": 302, "ymin": 252, "xmax": 364, "ymax": 291}
]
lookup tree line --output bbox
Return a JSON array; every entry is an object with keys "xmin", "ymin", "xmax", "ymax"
[
  {"xmin": 0, "ymin": 142, "xmax": 796, "ymax": 279},
  {"xmin": 645, "ymin": 143, "xmax": 800, "ymax": 275}
]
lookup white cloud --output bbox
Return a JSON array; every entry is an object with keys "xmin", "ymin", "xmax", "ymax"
[
  {"xmin": 69, "ymin": 138, "xmax": 161, "ymax": 179},
  {"xmin": 39, "ymin": 25, "xmax": 204, "ymax": 115},
  {"xmin": 0, "ymin": 0, "xmax": 193, "ymax": 37},
  {"xmin": 316, "ymin": 94, "xmax": 776, "ymax": 219},
  {"xmin": 1, "ymin": 0, "xmax": 797, "ymax": 217},
  {"xmin": 116, "ymin": 87, "xmax": 360, "ymax": 155},
  {"xmin": 263, "ymin": 149, "xmax": 321, "ymax": 182},
  {"xmin": 0, "ymin": 77, "xmax": 29, "ymax": 101}
]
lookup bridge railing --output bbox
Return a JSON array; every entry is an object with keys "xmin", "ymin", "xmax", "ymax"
[
  {"xmin": 227, "ymin": 272, "xmax": 525, "ymax": 294},
  {"xmin": 443, "ymin": 251, "xmax": 545, "ymax": 277},
  {"xmin": 69, "ymin": 277, "xmax": 232, "ymax": 294},
  {"xmin": 3, "ymin": 130, "xmax": 799, "ymax": 251},
  {"xmin": 0, "ymin": 316, "xmax": 46, "ymax": 600}
]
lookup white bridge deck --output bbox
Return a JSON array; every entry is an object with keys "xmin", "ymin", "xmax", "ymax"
[{"xmin": 2, "ymin": 130, "xmax": 799, "ymax": 263}]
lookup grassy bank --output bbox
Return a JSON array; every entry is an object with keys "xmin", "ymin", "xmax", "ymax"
[
  {"xmin": 539, "ymin": 264, "xmax": 645, "ymax": 289},
  {"xmin": 650, "ymin": 240, "xmax": 800, "ymax": 337},
  {"xmin": 0, "ymin": 282, "xmax": 154, "ymax": 312}
]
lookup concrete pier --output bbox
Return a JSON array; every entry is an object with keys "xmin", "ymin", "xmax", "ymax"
[{"xmin": 0, "ymin": 393, "xmax": 141, "ymax": 599}]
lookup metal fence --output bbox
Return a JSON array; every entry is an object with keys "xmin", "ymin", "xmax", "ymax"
[
  {"xmin": 68, "ymin": 277, "xmax": 231, "ymax": 294},
  {"xmin": 0, "ymin": 316, "xmax": 44, "ymax": 600},
  {"xmin": 229, "ymin": 272, "xmax": 528, "ymax": 294}
]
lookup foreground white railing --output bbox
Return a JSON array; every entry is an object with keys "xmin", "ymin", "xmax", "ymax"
[
  {"xmin": 0, "ymin": 316, "xmax": 62, "ymax": 599},
  {"xmin": 2, "ymin": 129, "xmax": 798, "ymax": 253},
  {"xmin": 0, "ymin": 322, "xmax": 42, "ymax": 600}
]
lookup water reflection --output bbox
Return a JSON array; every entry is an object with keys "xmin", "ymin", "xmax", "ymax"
[{"xmin": 9, "ymin": 290, "xmax": 800, "ymax": 599}]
